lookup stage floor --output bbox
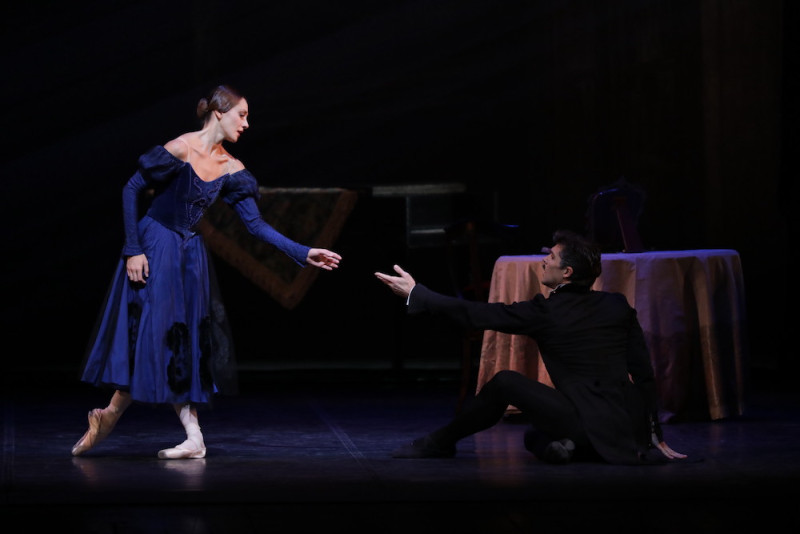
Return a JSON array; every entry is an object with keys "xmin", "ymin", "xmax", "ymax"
[{"xmin": 2, "ymin": 367, "xmax": 799, "ymax": 533}]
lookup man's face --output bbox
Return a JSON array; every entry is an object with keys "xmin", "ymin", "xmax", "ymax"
[{"xmin": 542, "ymin": 244, "xmax": 568, "ymax": 289}]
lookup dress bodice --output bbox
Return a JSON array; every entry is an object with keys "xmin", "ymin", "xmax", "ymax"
[
  {"xmin": 130, "ymin": 145, "xmax": 260, "ymax": 239},
  {"xmin": 147, "ymin": 164, "xmax": 227, "ymax": 238}
]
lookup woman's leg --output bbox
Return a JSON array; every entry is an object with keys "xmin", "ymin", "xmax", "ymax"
[
  {"xmin": 71, "ymin": 390, "xmax": 132, "ymax": 456},
  {"xmin": 157, "ymin": 403, "xmax": 206, "ymax": 459}
]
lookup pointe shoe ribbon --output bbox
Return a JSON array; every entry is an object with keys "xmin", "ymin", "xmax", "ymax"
[
  {"xmin": 71, "ymin": 408, "xmax": 116, "ymax": 456},
  {"xmin": 158, "ymin": 439, "xmax": 206, "ymax": 459}
]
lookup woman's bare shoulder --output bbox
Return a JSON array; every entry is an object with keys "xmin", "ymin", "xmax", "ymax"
[
  {"xmin": 163, "ymin": 134, "xmax": 194, "ymax": 161},
  {"xmin": 227, "ymin": 153, "xmax": 246, "ymax": 173}
]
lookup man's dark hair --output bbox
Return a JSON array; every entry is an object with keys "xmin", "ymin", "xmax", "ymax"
[{"xmin": 552, "ymin": 229, "xmax": 602, "ymax": 287}]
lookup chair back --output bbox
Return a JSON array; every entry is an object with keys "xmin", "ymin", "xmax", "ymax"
[{"xmin": 586, "ymin": 178, "xmax": 645, "ymax": 252}]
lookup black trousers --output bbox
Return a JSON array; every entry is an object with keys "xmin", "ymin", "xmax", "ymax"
[{"xmin": 429, "ymin": 370, "xmax": 597, "ymax": 458}]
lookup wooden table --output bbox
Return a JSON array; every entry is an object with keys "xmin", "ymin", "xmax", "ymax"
[{"xmin": 477, "ymin": 250, "xmax": 749, "ymax": 421}]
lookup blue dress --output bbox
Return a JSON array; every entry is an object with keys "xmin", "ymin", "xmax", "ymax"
[{"xmin": 81, "ymin": 146, "xmax": 310, "ymax": 405}]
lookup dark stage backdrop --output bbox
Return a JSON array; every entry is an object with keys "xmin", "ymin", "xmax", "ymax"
[{"xmin": 1, "ymin": 1, "xmax": 795, "ymax": 376}]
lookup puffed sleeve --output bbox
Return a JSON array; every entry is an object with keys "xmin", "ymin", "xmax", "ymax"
[
  {"xmin": 121, "ymin": 146, "xmax": 184, "ymax": 256},
  {"xmin": 221, "ymin": 171, "xmax": 311, "ymax": 266},
  {"xmin": 138, "ymin": 145, "xmax": 185, "ymax": 183}
]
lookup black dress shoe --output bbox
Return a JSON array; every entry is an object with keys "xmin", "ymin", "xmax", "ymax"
[
  {"xmin": 540, "ymin": 438, "xmax": 575, "ymax": 464},
  {"xmin": 391, "ymin": 436, "xmax": 456, "ymax": 459},
  {"xmin": 524, "ymin": 429, "xmax": 575, "ymax": 464}
]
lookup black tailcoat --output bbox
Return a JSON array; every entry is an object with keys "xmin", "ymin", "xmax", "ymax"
[{"xmin": 408, "ymin": 283, "xmax": 661, "ymax": 464}]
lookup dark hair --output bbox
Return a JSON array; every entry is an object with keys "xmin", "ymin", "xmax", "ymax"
[
  {"xmin": 552, "ymin": 229, "xmax": 602, "ymax": 287},
  {"xmin": 196, "ymin": 85, "xmax": 243, "ymax": 123}
]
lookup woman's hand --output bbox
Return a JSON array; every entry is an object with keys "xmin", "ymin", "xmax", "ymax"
[
  {"xmin": 306, "ymin": 248, "xmax": 342, "ymax": 271},
  {"xmin": 126, "ymin": 254, "xmax": 150, "ymax": 284}
]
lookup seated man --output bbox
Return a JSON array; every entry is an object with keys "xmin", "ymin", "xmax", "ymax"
[{"xmin": 374, "ymin": 229, "xmax": 686, "ymax": 464}]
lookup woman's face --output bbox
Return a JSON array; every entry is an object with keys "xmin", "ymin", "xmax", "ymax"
[{"xmin": 219, "ymin": 98, "xmax": 249, "ymax": 142}]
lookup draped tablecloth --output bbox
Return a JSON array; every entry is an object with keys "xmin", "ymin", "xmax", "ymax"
[{"xmin": 477, "ymin": 250, "xmax": 749, "ymax": 421}]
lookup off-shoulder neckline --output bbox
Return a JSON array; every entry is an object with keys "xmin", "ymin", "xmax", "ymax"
[{"xmin": 155, "ymin": 145, "xmax": 249, "ymax": 183}]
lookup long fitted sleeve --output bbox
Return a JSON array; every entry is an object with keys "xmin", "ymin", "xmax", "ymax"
[
  {"xmin": 231, "ymin": 197, "xmax": 310, "ymax": 266},
  {"xmin": 121, "ymin": 171, "xmax": 148, "ymax": 257}
]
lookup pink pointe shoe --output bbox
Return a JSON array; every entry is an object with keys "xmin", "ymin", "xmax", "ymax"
[
  {"xmin": 158, "ymin": 438, "xmax": 206, "ymax": 459},
  {"xmin": 71, "ymin": 408, "xmax": 117, "ymax": 456}
]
